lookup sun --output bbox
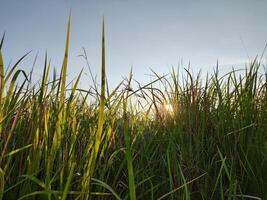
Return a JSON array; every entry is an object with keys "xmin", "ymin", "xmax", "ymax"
[{"xmin": 164, "ymin": 103, "xmax": 174, "ymax": 113}]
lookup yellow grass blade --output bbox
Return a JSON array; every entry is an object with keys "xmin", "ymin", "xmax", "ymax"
[{"xmin": 60, "ymin": 14, "xmax": 71, "ymax": 106}]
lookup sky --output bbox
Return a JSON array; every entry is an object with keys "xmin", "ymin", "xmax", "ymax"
[{"xmin": 1, "ymin": 0, "xmax": 267, "ymax": 89}]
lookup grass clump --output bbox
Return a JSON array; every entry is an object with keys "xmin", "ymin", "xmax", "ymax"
[{"xmin": 0, "ymin": 17, "xmax": 266, "ymax": 200}]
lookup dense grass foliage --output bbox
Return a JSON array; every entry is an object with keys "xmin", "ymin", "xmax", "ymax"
[{"xmin": 0, "ymin": 19, "xmax": 267, "ymax": 200}]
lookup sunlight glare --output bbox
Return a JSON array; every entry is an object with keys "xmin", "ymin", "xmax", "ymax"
[{"xmin": 164, "ymin": 104, "xmax": 174, "ymax": 113}]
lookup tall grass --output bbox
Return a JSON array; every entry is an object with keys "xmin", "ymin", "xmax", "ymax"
[{"xmin": 0, "ymin": 18, "xmax": 266, "ymax": 200}]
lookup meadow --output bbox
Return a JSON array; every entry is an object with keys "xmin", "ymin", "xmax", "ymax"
[{"xmin": 0, "ymin": 17, "xmax": 266, "ymax": 200}]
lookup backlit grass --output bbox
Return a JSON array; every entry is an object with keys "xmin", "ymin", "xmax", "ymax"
[{"xmin": 0, "ymin": 17, "xmax": 266, "ymax": 200}]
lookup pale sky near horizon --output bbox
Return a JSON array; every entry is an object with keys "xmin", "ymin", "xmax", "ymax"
[{"xmin": 1, "ymin": 0, "xmax": 267, "ymax": 89}]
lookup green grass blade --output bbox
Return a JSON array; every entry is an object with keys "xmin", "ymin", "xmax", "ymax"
[
  {"xmin": 92, "ymin": 178, "xmax": 122, "ymax": 200},
  {"xmin": 123, "ymin": 70, "xmax": 136, "ymax": 200}
]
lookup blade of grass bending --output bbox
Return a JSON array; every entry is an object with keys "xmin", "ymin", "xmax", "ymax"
[
  {"xmin": 0, "ymin": 107, "xmax": 21, "ymax": 162},
  {"xmin": 5, "ymin": 69, "xmax": 28, "ymax": 106},
  {"xmin": 18, "ymin": 191, "xmax": 49, "ymax": 200},
  {"xmin": 4, "ymin": 51, "xmax": 31, "ymax": 84},
  {"xmin": 21, "ymin": 175, "xmax": 46, "ymax": 189},
  {"xmin": 2, "ymin": 144, "xmax": 32, "ymax": 159},
  {"xmin": 92, "ymin": 178, "xmax": 122, "ymax": 200},
  {"xmin": 157, "ymin": 173, "xmax": 206, "ymax": 200},
  {"xmin": 68, "ymin": 69, "xmax": 83, "ymax": 105}
]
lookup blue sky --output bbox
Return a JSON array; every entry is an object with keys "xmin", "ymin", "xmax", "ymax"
[{"xmin": 1, "ymin": 0, "xmax": 267, "ymax": 89}]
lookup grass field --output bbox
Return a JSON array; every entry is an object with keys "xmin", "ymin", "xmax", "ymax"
[{"xmin": 0, "ymin": 18, "xmax": 267, "ymax": 200}]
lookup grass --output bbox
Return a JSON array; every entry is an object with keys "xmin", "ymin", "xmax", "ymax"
[{"xmin": 0, "ymin": 17, "xmax": 267, "ymax": 200}]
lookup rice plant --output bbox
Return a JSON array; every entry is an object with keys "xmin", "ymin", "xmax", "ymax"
[{"xmin": 0, "ymin": 16, "xmax": 266, "ymax": 200}]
